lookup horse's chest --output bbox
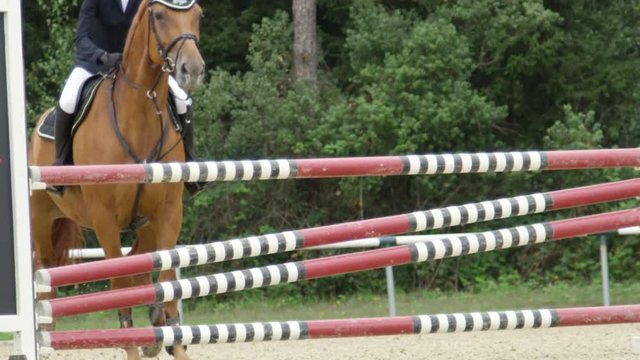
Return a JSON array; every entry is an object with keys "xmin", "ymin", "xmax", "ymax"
[{"xmin": 62, "ymin": 185, "xmax": 168, "ymax": 226}]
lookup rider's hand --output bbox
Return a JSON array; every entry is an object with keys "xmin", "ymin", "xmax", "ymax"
[{"xmin": 99, "ymin": 52, "xmax": 123, "ymax": 67}]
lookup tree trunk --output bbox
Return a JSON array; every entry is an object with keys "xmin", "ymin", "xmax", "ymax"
[{"xmin": 292, "ymin": 0, "xmax": 317, "ymax": 83}]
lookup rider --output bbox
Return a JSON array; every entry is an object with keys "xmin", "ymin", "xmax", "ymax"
[{"xmin": 53, "ymin": 0, "xmax": 206, "ymax": 196}]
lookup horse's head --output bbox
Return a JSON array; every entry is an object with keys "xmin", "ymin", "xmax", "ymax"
[{"xmin": 148, "ymin": 0, "xmax": 204, "ymax": 91}]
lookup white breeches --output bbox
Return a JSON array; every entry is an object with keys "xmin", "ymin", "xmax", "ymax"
[
  {"xmin": 168, "ymin": 75, "xmax": 192, "ymax": 114},
  {"xmin": 58, "ymin": 68, "xmax": 93, "ymax": 114},
  {"xmin": 58, "ymin": 67, "xmax": 191, "ymax": 115}
]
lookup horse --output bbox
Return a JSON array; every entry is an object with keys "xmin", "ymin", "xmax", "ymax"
[{"xmin": 29, "ymin": 1, "xmax": 204, "ymax": 359}]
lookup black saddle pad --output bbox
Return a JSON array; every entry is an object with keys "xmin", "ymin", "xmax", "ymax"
[
  {"xmin": 37, "ymin": 110, "xmax": 56, "ymax": 140},
  {"xmin": 37, "ymin": 75, "xmax": 104, "ymax": 140}
]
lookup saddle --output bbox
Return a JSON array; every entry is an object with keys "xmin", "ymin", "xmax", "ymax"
[
  {"xmin": 37, "ymin": 75, "xmax": 184, "ymax": 141},
  {"xmin": 36, "ymin": 74, "xmax": 104, "ymax": 140}
]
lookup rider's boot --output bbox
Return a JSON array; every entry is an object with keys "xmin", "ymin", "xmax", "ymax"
[
  {"xmin": 50, "ymin": 106, "xmax": 74, "ymax": 196},
  {"xmin": 181, "ymin": 106, "xmax": 210, "ymax": 198}
]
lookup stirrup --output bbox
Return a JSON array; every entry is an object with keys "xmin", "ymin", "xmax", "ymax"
[
  {"xmin": 46, "ymin": 185, "xmax": 65, "ymax": 197},
  {"xmin": 184, "ymin": 181, "xmax": 211, "ymax": 199}
]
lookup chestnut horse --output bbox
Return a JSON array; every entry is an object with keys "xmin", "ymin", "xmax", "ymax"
[{"xmin": 29, "ymin": 1, "xmax": 204, "ymax": 359}]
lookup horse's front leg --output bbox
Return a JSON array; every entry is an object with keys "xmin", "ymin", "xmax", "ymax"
[
  {"xmin": 136, "ymin": 199, "xmax": 189, "ymax": 360},
  {"xmin": 30, "ymin": 207, "xmax": 57, "ymax": 332},
  {"xmin": 92, "ymin": 216, "xmax": 141, "ymax": 360}
]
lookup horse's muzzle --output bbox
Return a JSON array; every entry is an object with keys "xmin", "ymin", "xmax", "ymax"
[{"xmin": 175, "ymin": 52, "xmax": 205, "ymax": 92}]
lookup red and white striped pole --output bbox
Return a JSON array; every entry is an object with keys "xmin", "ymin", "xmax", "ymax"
[
  {"xmin": 29, "ymin": 148, "xmax": 640, "ymax": 186},
  {"xmin": 39, "ymin": 304, "xmax": 640, "ymax": 350},
  {"xmin": 35, "ymin": 179, "xmax": 640, "ymax": 292},
  {"xmin": 36, "ymin": 208, "xmax": 640, "ymax": 322}
]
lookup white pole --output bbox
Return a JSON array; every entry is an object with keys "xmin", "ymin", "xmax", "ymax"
[
  {"xmin": 600, "ymin": 234, "xmax": 610, "ymax": 306},
  {"xmin": 617, "ymin": 226, "xmax": 640, "ymax": 236},
  {"xmin": 69, "ymin": 247, "xmax": 132, "ymax": 259},
  {"xmin": 385, "ymin": 266, "xmax": 397, "ymax": 317},
  {"xmin": 1, "ymin": 0, "xmax": 37, "ymax": 358}
]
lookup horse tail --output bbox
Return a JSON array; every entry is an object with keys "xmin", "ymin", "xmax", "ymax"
[{"xmin": 51, "ymin": 218, "xmax": 84, "ymax": 266}]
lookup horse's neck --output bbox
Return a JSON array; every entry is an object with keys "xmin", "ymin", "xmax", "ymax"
[
  {"xmin": 120, "ymin": 7, "xmax": 169, "ymax": 107},
  {"xmin": 114, "ymin": 59, "xmax": 169, "ymax": 122},
  {"xmin": 114, "ymin": 23, "xmax": 172, "ymax": 157},
  {"xmin": 118, "ymin": 11, "xmax": 170, "ymax": 124},
  {"xmin": 119, "ymin": 60, "xmax": 169, "ymax": 103}
]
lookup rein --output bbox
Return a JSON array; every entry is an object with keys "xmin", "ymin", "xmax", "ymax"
[{"xmin": 108, "ymin": 72, "xmax": 169, "ymax": 164}]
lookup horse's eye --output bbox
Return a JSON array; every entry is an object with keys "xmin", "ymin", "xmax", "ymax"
[{"xmin": 154, "ymin": 12, "xmax": 165, "ymax": 21}]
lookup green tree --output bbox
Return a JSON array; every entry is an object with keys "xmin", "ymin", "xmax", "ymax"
[
  {"xmin": 24, "ymin": 0, "xmax": 78, "ymax": 122},
  {"xmin": 22, "ymin": 0, "xmax": 640, "ymax": 298}
]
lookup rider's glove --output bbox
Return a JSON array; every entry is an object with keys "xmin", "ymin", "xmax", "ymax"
[{"xmin": 99, "ymin": 52, "xmax": 123, "ymax": 67}]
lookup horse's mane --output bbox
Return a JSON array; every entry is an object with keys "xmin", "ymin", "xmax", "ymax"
[{"xmin": 122, "ymin": 1, "xmax": 149, "ymax": 59}]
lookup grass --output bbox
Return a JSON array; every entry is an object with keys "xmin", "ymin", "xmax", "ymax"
[{"xmin": 45, "ymin": 281, "xmax": 640, "ymax": 331}]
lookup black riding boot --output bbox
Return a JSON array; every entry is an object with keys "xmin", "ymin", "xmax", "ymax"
[
  {"xmin": 50, "ymin": 106, "xmax": 74, "ymax": 195},
  {"xmin": 181, "ymin": 106, "xmax": 209, "ymax": 198},
  {"xmin": 54, "ymin": 106, "xmax": 74, "ymax": 165}
]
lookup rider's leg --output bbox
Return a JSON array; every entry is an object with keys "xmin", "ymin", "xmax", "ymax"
[
  {"xmin": 51, "ymin": 67, "xmax": 94, "ymax": 195},
  {"xmin": 180, "ymin": 105, "xmax": 197, "ymax": 161},
  {"xmin": 54, "ymin": 107, "xmax": 74, "ymax": 166},
  {"xmin": 55, "ymin": 67, "xmax": 93, "ymax": 165},
  {"xmin": 169, "ymin": 76, "xmax": 209, "ymax": 197}
]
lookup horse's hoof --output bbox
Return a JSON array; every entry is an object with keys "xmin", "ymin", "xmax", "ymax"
[
  {"xmin": 141, "ymin": 343, "xmax": 163, "ymax": 358},
  {"xmin": 165, "ymin": 344, "xmax": 188, "ymax": 356},
  {"xmin": 148, "ymin": 303, "xmax": 165, "ymax": 326},
  {"xmin": 124, "ymin": 346, "xmax": 142, "ymax": 360},
  {"xmin": 38, "ymin": 323, "xmax": 56, "ymax": 332}
]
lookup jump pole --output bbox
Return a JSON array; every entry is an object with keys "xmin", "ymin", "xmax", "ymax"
[
  {"xmin": 29, "ymin": 148, "xmax": 640, "ymax": 186},
  {"xmin": 39, "ymin": 304, "xmax": 640, "ymax": 350},
  {"xmin": 35, "ymin": 178, "xmax": 640, "ymax": 292},
  {"xmin": 35, "ymin": 208, "xmax": 640, "ymax": 322},
  {"xmin": 66, "ymin": 234, "xmax": 475, "ymax": 258}
]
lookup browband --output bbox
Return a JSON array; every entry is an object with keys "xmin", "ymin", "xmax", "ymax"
[{"xmin": 149, "ymin": 0, "xmax": 196, "ymax": 10}]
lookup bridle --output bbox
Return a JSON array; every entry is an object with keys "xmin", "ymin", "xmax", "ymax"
[
  {"xmin": 110, "ymin": 0, "xmax": 200, "ymax": 164},
  {"xmin": 147, "ymin": 0, "xmax": 199, "ymax": 75}
]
